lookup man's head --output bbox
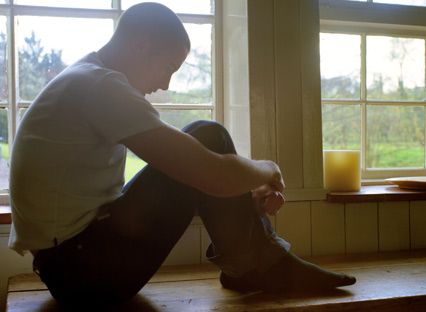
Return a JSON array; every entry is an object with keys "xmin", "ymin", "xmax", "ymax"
[{"xmin": 103, "ymin": 2, "xmax": 190, "ymax": 94}]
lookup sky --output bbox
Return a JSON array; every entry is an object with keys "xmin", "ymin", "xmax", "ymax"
[
  {"xmin": 2, "ymin": 0, "xmax": 426, "ymax": 93},
  {"xmin": 9, "ymin": 1, "xmax": 213, "ymax": 92},
  {"xmin": 320, "ymin": 33, "xmax": 425, "ymax": 93}
]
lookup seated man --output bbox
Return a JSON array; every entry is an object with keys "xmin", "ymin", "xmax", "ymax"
[{"xmin": 9, "ymin": 2, "xmax": 356, "ymax": 309}]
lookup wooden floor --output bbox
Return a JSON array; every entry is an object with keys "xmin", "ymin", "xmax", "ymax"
[{"xmin": 6, "ymin": 250, "xmax": 426, "ymax": 311}]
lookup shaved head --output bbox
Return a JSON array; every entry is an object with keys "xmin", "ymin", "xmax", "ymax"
[{"xmin": 113, "ymin": 2, "xmax": 190, "ymax": 51}]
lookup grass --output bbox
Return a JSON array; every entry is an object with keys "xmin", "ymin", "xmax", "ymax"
[
  {"xmin": 0, "ymin": 142, "xmax": 145, "ymax": 183},
  {"xmin": 1, "ymin": 142, "xmax": 424, "ymax": 181},
  {"xmin": 124, "ymin": 153, "xmax": 146, "ymax": 183}
]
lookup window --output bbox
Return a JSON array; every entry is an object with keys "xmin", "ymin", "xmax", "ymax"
[
  {"xmin": 320, "ymin": 0, "xmax": 426, "ymax": 179},
  {"xmin": 0, "ymin": 0, "xmax": 218, "ymax": 188}
]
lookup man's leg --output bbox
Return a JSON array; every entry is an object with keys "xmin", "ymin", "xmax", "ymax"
[
  {"xmin": 184, "ymin": 121, "xmax": 356, "ymax": 293},
  {"xmin": 33, "ymin": 146, "xmax": 203, "ymax": 308}
]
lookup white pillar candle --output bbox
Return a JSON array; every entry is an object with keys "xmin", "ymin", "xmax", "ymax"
[{"xmin": 323, "ymin": 150, "xmax": 361, "ymax": 192}]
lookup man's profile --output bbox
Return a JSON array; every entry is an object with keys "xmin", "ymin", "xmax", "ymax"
[{"xmin": 9, "ymin": 2, "xmax": 356, "ymax": 309}]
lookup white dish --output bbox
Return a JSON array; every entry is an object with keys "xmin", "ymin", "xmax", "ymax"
[{"xmin": 386, "ymin": 177, "xmax": 426, "ymax": 190}]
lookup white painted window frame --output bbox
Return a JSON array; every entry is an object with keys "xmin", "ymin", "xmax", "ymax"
[
  {"xmin": 0, "ymin": 0, "xmax": 223, "ymax": 199},
  {"xmin": 320, "ymin": 0, "xmax": 426, "ymax": 180}
]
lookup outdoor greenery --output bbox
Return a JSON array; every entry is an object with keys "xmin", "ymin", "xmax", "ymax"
[
  {"xmin": 0, "ymin": 30, "xmax": 212, "ymax": 182},
  {"xmin": 322, "ymin": 37, "xmax": 426, "ymax": 169}
]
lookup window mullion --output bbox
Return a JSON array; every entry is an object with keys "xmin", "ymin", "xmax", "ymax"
[
  {"xmin": 424, "ymin": 39, "xmax": 426, "ymax": 169},
  {"xmin": 178, "ymin": 14, "xmax": 214, "ymax": 24},
  {"xmin": 7, "ymin": 0, "xmax": 17, "ymax": 145},
  {"xmin": 361, "ymin": 33, "xmax": 367, "ymax": 173},
  {"xmin": 12, "ymin": 5, "xmax": 120, "ymax": 19},
  {"xmin": 213, "ymin": 0, "xmax": 223, "ymax": 124},
  {"xmin": 152, "ymin": 103, "xmax": 214, "ymax": 110}
]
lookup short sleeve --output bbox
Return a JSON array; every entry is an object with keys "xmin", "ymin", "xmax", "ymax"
[{"xmin": 82, "ymin": 71, "xmax": 164, "ymax": 143}]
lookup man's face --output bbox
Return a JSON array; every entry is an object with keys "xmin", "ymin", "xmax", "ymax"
[{"xmin": 128, "ymin": 42, "xmax": 189, "ymax": 95}]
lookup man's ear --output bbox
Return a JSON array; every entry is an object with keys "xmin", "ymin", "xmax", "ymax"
[{"xmin": 134, "ymin": 34, "xmax": 154, "ymax": 55}]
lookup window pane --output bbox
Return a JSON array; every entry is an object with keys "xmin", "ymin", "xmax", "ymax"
[
  {"xmin": 125, "ymin": 150, "xmax": 146, "ymax": 183},
  {"xmin": 374, "ymin": 0, "xmax": 426, "ymax": 6},
  {"xmin": 146, "ymin": 23, "xmax": 212, "ymax": 105},
  {"xmin": 367, "ymin": 36, "xmax": 425, "ymax": 101},
  {"xmin": 122, "ymin": 0, "xmax": 214, "ymax": 14},
  {"xmin": 322, "ymin": 104, "xmax": 361, "ymax": 150},
  {"xmin": 0, "ymin": 16, "xmax": 7, "ymax": 102},
  {"xmin": 367, "ymin": 105, "xmax": 424, "ymax": 168},
  {"xmin": 320, "ymin": 33, "xmax": 361, "ymax": 100},
  {"xmin": 124, "ymin": 109, "xmax": 212, "ymax": 182},
  {"xmin": 16, "ymin": 16, "xmax": 113, "ymax": 101},
  {"xmin": 159, "ymin": 109, "xmax": 212, "ymax": 129},
  {"xmin": 14, "ymin": 0, "xmax": 111, "ymax": 9},
  {"xmin": 0, "ymin": 109, "xmax": 9, "ymax": 190}
]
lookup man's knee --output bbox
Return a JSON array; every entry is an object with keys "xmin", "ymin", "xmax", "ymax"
[{"xmin": 183, "ymin": 120, "xmax": 235, "ymax": 154}]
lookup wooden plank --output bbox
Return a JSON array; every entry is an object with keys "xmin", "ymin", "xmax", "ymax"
[
  {"xmin": 7, "ymin": 264, "xmax": 220, "ymax": 293},
  {"xmin": 410, "ymin": 201, "xmax": 426, "ymax": 249},
  {"xmin": 274, "ymin": 0, "xmax": 304, "ymax": 189},
  {"xmin": 379, "ymin": 202, "xmax": 410, "ymax": 252},
  {"xmin": 345, "ymin": 202, "xmax": 378, "ymax": 254},
  {"xmin": 247, "ymin": 0, "xmax": 277, "ymax": 162},
  {"xmin": 300, "ymin": 0, "xmax": 324, "ymax": 189},
  {"xmin": 276, "ymin": 201, "xmax": 312, "ymax": 256},
  {"xmin": 163, "ymin": 225, "xmax": 201, "ymax": 266},
  {"xmin": 311, "ymin": 201, "xmax": 345, "ymax": 256},
  {"xmin": 7, "ymin": 251, "xmax": 426, "ymax": 312},
  {"xmin": 327, "ymin": 185, "xmax": 426, "ymax": 203}
]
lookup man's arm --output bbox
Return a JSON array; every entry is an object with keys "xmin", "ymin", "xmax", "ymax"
[{"xmin": 120, "ymin": 123, "xmax": 284, "ymax": 198}]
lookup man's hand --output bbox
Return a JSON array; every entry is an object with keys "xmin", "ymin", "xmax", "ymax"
[{"xmin": 252, "ymin": 183, "xmax": 285, "ymax": 216}]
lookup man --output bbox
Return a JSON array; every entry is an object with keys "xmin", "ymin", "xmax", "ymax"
[{"xmin": 9, "ymin": 2, "xmax": 356, "ymax": 309}]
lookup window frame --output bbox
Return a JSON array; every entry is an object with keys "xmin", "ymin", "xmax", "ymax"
[
  {"xmin": 0, "ymin": 0, "xmax": 222, "ymax": 196},
  {"xmin": 320, "ymin": 0, "xmax": 426, "ymax": 180}
]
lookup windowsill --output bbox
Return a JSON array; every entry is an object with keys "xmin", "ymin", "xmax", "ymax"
[
  {"xmin": 0, "ymin": 205, "xmax": 11, "ymax": 224},
  {"xmin": 327, "ymin": 185, "xmax": 426, "ymax": 203}
]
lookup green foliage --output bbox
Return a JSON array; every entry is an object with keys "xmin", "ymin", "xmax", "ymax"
[
  {"xmin": 18, "ymin": 31, "xmax": 66, "ymax": 101},
  {"xmin": 124, "ymin": 151, "xmax": 146, "ymax": 182},
  {"xmin": 0, "ymin": 32, "xmax": 6, "ymax": 100},
  {"xmin": 322, "ymin": 73, "xmax": 426, "ymax": 168}
]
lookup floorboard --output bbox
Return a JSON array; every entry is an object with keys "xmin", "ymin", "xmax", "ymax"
[{"xmin": 7, "ymin": 251, "xmax": 426, "ymax": 311}]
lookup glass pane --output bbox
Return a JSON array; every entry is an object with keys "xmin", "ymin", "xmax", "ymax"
[
  {"xmin": 125, "ymin": 150, "xmax": 146, "ymax": 183},
  {"xmin": 320, "ymin": 33, "xmax": 361, "ymax": 100},
  {"xmin": 159, "ymin": 109, "xmax": 212, "ymax": 129},
  {"xmin": 374, "ymin": 0, "xmax": 426, "ymax": 6},
  {"xmin": 367, "ymin": 36, "xmax": 425, "ymax": 101},
  {"xmin": 367, "ymin": 105, "xmax": 424, "ymax": 168},
  {"xmin": 122, "ymin": 0, "xmax": 214, "ymax": 14},
  {"xmin": 0, "ymin": 109, "xmax": 9, "ymax": 190},
  {"xmin": 18, "ymin": 107, "xmax": 27, "ymax": 125},
  {"xmin": 0, "ymin": 16, "xmax": 7, "ymax": 102},
  {"xmin": 14, "ymin": 0, "xmax": 111, "ymax": 9},
  {"xmin": 322, "ymin": 104, "xmax": 361, "ymax": 150},
  {"xmin": 146, "ymin": 23, "xmax": 212, "ymax": 105},
  {"xmin": 16, "ymin": 16, "xmax": 114, "ymax": 101},
  {"xmin": 124, "ymin": 109, "xmax": 212, "ymax": 182}
]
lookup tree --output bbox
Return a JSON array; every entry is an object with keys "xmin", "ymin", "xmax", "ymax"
[
  {"xmin": 0, "ymin": 32, "xmax": 6, "ymax": 100},
  {"xmin": 0, "ymin": 31, "xmax": 66, "ymax": 145},
  {"xmin": 18, "ymin": 31, "xmax": 66, "ymax": 101}
]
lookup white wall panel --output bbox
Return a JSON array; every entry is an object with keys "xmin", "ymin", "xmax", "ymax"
[
  {"xmin": 378, "ymin": 202, "xmax": 410, "ymax": 251},
  {"xmin": 345, "ymin": 202, "xmax": 378, "ymax": 254},
  {"xmin": 311, "ymin": 201, "xmax": 345, "ymax": 255},
  {"xmin": 410, "ymin": 201, "xmax": 426, "ymax": 249},
  {"xmin": 276, "ymin": 201, "xmax": 312, "ymax": 256}
]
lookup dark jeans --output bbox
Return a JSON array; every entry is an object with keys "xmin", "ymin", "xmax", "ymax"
[{"xmin": 33, "ymin": 120, "xmax": 290, "ymax": 309}]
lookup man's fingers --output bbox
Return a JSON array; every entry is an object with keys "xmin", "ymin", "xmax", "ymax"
[{"xmin": 263, "ymin": 192, "xmax": 285, "ymax": 215}]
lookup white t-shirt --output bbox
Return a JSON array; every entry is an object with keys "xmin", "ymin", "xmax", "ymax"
[{"xmin": 9, "ymin": 52, "xmax": 164, "ymax": 255}]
